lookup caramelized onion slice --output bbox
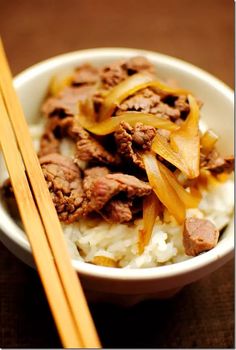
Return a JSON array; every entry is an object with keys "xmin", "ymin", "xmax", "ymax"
[
  {"xmin": 143, "ymin": 153, "xmax": 186, "ymax": 224},
  {"xmin": 200, "ymin": 129, "xmax": 219, "ymax": 154},
  {"xmin": 152, "ymin": 95, "xmax": 200, "ymax": 179},
  {"xmin": 148, "ymin": 80, "xmax": 190, "ymax": 95},
  {"xmin": 158, "ymin": 162, "xmax": 201, "ymax": 208},
  {"xmin": 151, "ymin": 132, "xmax": 189, "ymax": 175},
  {"xmin": 138, "ymin": 192, "xmax": 162, "ymax": 254},
  {"xmin": 76, "ymin": 112, "xmax": 178, "ymax": 135},
  {"xmin": 92, "ymin": 256, "xmax": 118, "ymax": 267},
  {"xmin": 170, "ymin": 95, "xmax": 200, "ymax": 178},
  {"xmin": 49, "ymin": 75, "xmax": 72, "ymax": 96}
]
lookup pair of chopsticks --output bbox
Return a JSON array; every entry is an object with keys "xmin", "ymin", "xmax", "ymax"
[{"xmin": 0, "ymin": 39, "xmax": 101, "ymax": 348}]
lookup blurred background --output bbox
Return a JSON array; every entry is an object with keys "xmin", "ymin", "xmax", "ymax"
[{"xmin": 0, "ymin": 0, "xmax": 234, "ymax": 348}]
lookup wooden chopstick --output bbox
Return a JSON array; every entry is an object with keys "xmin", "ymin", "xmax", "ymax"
[
  {"xmin": 0, "ymin": 91, "xmax": 83, "ymax": 348},
  {"xmin": 0, "ymin": 39, "xmax": 101, "ymax": 348}
]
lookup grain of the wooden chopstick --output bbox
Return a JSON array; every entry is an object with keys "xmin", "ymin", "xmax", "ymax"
[
  {"xmin": 0, "ymin": 91, "xmax": 82, "ymax": 348},
  {"xmin": 0, "ymin": 38, "xmax": 101, "ymax": 348}
]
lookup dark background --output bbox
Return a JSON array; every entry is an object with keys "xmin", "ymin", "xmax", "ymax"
[{"xmin": 0, "ymin": 0, "xmax": 234, "ymax": 348}]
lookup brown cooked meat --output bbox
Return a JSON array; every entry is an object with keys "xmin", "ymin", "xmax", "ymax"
[
  {"xmin": 102, "ymin": 199, "xmax": 133, "ymax": 223},
  {"xmin": 40, "ymin": 153, "xmax": 84, "ymax": 223},
  {"xmin": 38, "ymin": 116, "xmax": 119, "ymax": 165},
  {"xmin": 38, "ymin": 116, "xmax": 74, "ymax": 157},
  {"xmin": 183, "ymin": 217, "xmax": 219, "ymax": 256},
  {"xmin": 82, "ymin": 169, "xmax": 152, "ymax": 219},
  {"xmin": 66, "ymin": 121, "xmax": 119, "ymax": 165},
  {"xmin": 100, "ymin": 56, "xmax": 156, "ymax": 89},
  {"xmin": 201, "ymin": 149, "xmax": 234, "ymax": 174},
  {"xmin": 71, "ymin": 64, "xmax": 100, "ymax": 86},
  {"xmin": 42, "ymin": 85, "xmax": 96, "ymax": 118},
  {"xmin": 114, "ymin": 121, "xmax": 156, "ymax": 168},
  {"xmin": 117, "ymin": 88, "xmax": 181, "ymax": 120}
]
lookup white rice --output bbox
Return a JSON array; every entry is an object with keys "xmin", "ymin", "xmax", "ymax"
[{"xmin": 30, "ymin": 123, "xmax": 234, "ymax": 269}]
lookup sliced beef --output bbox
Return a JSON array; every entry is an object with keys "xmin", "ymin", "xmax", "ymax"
[
  {"xmin": 40, "ymin": 153, "xmax": 84, "ymax": 223},
  {"xmin": 117, "ymin": 87, "xmax": 180, "ymax": 120},
  {"xmin": 42, "ymin": 85, "xmax": 95, "ymax": 118},
  {"xmin": 38, "ymin": 116, "xmax": 118, "ymax": 165},
  {"xmin": 100, "ymin": 59, "xmax": 128, "ymax": 89},
  {"xmin": 174, "ymin": 95, "xmax": 190, "ymax": 116},
  {"xmin": 124, "ymin": 56, "xmax": 156, "ymax": 76},
  {"xmin": 71, "ymin": 64, "xmax": 100, "ymax": 86},
  {"xmin": 38, "ymin": 116, "xmax": 77, "ymax": 157},
  {"xmin": 38, "ymin": 117, "xmax": 67, "ymax": 157},
  {"xmin": 107, "ymin": 173, "xmax": 151, "ymax": 197},
  {"xmin": 201, "ymin": 149, "xmax": 234, "ymax": 174},
  {"xmin": 39, "ymin": 128, "xmax": 60, "ymax": 157},
  {"xmin": 66, "ymin": 122, "xmax": 119, "ymax": 165},
  {"xmin": 183, "ymin": 217, "xmax": 219, "ymax": 256},
  {"xmin": 173, "ymin": 95, "xmax": 203, "ymax": 119},
  {"xmin": 118, "ymin": 88, "xmax": 204, "ymax": 121},
  {"xmin": 114, "ymin": 121, "xmax": 156, "ymax": 168},
  {"xmin": 132, "ymin": 122, "xmax": 157, "ymax": 149},
  {"xmin": 100, "ymin": 56, "xmax": 156, "ymax": 89},
  {"xmin": 103, "ymin": 199, "xmax": 133, "ymax": 223},
  {"xmin": 75, "ymin": 138, "xmax": 118, "ymax": 164},
  {"xmin": 83, "ymin": 169, "xmax": 151, "ymax": 218},
  {"xmin": 115, "ymin": 122, "xmax": 143, "ymax": 169},
  {"xmin": 83, "ymin": 166, "xmax": 110, "ymax": 190},
  {"xmin": 118, "ymin": 88, "xmax": 161, "ymax": 114},
  {"xmin": 150, "ymin": 101, "xmax": 181, "ymax": 120}
]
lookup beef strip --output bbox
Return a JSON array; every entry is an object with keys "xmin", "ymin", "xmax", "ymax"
[
  {"xmin": 83, "ymin": 167, "xmax": 134, "ymax": 222},
  {"xmin": 39, "ymin": 128, "xmax": 60, "ymax": 157},
  {"xmin": 42, "ymin": 85, "xmax": 96, "ymax": 118},
  {"xmin": 201, "ymin": 149, "xmax": 234, "ymax": 174},
  {"xmin": 38, "ymin": 116, "xmax": 77, "ymax": 157},
  {"xmin": 102, "ymin": 199, "xmax": 133, "ymax": 223},
  {"xmin": 114, "ymin": 121, "xmax": 156, "ymax": 169},
  {"xmin": 118, "ymin": 88, "xmax": 161, "ymax": 114},
  {"xmin": 39, "ymin": 153, "xmax": 84, "ymax": 223},
  {"xmin": 174, "ymin": 95, "xmax": 190, "ymax": 116},
  {"xmin": 124, "ymin": 56, "xmax": 156, "ymax": 76},
  {"xmin": 38, "ymin": 117, "xmax": 69, "ymax": 157},
  {"xmin": 83, "ymin": 166, "xmax": 111, "ymax": 190},
  {"xmin": 66, "ymin": 121, "xmax": 119, "ymax": 165},
  {"xmin": 82, "ymin": 168, "xmax": 151, "ymax": 220},
  {"xmin": 71, "ymin": 64, "xmax": 100, "ymax": 86},
  {"xmin": 100, "ymin": 56, "xmax": 156, "ymax": 89},
  {"xmin": 100, "ymin": 59, "xmax": 128, "ymax": 89},
  {"xmin": 183, "ymin": 217, "xmax": 219, "ymax": 256},
  {"xmin": 38, "ymin": 115, "xmax": 118, "ymax": 165},
  {"xmin": 117, "ymin": 87, "xmax": 181, "ymax": 120}
]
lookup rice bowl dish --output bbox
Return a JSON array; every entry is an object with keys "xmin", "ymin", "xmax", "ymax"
[{"xmin": 1, "ymin": 54, "xmax": 234, "ymax": 271}]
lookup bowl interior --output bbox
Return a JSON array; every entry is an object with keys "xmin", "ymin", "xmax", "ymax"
[{"xmin": 0, "ymin": 48, "xmax": 234, "ymax": 280}]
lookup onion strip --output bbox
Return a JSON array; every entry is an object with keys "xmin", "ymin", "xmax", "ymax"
[
  {"xmin": 151, "ymin": 94, "xmax": 200, "ymax": 179},
  {"xmin": 158, "ymin": 162, "xmax": 201, "ymax": 208},
  {"xmin": 143, "ymin": 153, "xmax": 186, "ymax": 224},
  {"xmin": 138, "ymin": 192, "xmax": 162, "ymax": 254},
  {"xmin": 200, "ymin": 129, "xmax": 219, "ymax": 154},
  {"xmin": 76, "ymin": 112, "xmax": 179, "ymax": 136}
]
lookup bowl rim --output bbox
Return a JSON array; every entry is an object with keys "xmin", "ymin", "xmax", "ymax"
[{"xmin": 0, "ymin": 47, "xmax": 234, "ymax": 281}]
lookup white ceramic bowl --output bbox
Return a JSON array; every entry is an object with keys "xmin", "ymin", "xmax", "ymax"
[{"xmin": 0, "ymin": 48, "xmax": 234, "ymax": 306}]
